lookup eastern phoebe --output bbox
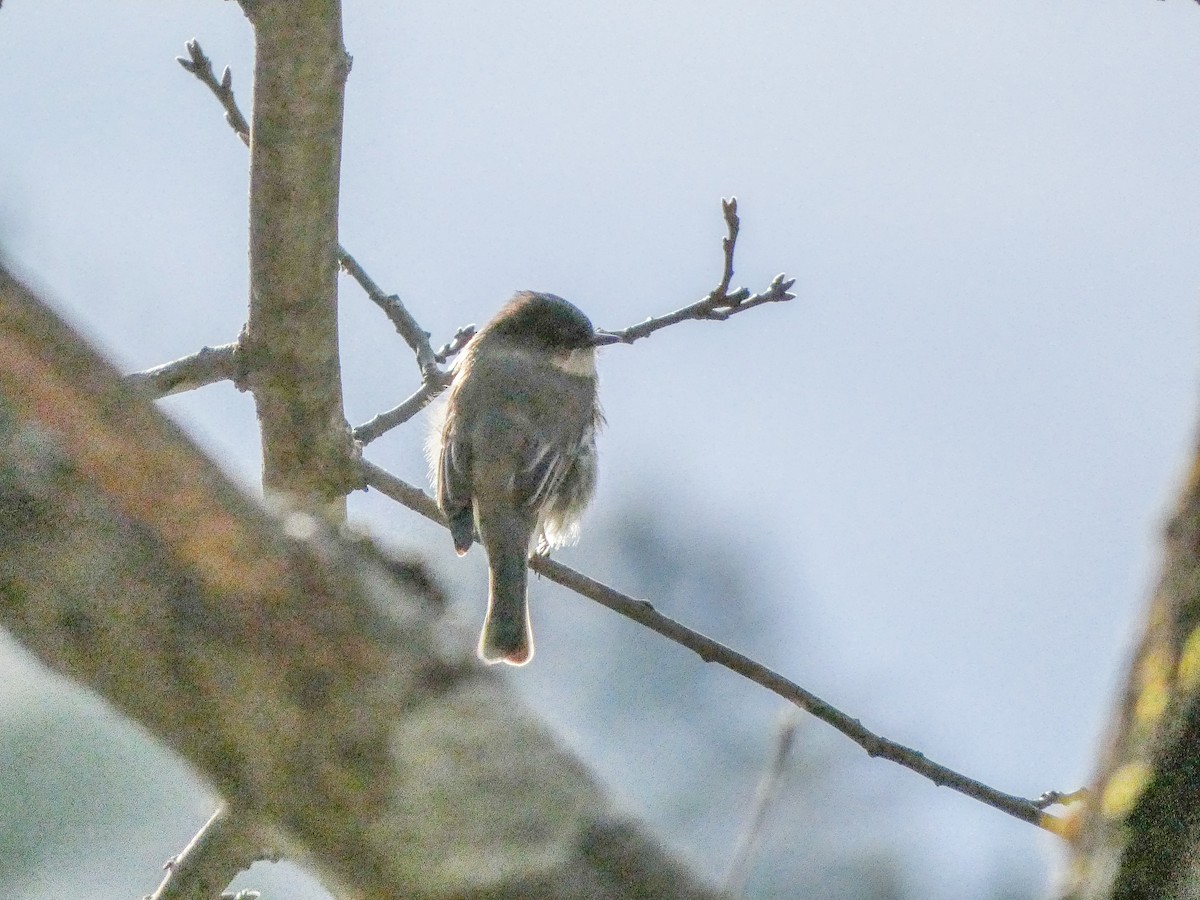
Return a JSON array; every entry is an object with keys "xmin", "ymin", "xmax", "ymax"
[{"xmin": 432, "ymin": 292, "xmax": 611, "ymax": 665}]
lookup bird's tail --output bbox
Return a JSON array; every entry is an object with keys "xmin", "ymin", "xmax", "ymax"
[{"xmin": 478, "ymin": 526, "xmax": 533, "ymax": 665}]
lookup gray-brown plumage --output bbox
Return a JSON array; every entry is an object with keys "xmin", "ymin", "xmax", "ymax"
[{"xmin": 433, "ymin": 292, "xmax": 605, "ymax": 665}]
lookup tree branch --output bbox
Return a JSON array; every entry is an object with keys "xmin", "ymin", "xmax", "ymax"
[
  {"xmin": 433, "ymin": 324, "xmax": 477, "ymax": 364},
  {"xmin": 177, "ymin": 40, "xmax": 250, "ymax": 147},
  {"xmin": 336, "ymin": 248, "xmax": 443, "ymax": 381},
  {"xmin": 596, "ymin": 198, "xmax": 796, "ymax": 346},
  {"xmin": 349, "ymin": 326, "xmax": 476, "ymax": 445},
  {"xmin": 352, "ymin": 382, "xmax": 442, "ymax": 446},
  {"xmin": 360, "ymin": 460, "xmax": 1067, "ymax": 833},
  {"xmin": 1063, "ymin": 420, "xmax": 1200, "ymax": 897},
  {"xmin": 178, "ymin": 39, "xmax": 450, "ymax": 393},
  {"xmin": 125, "ymin": 342, "xmax": 243, "ymax": 399}
]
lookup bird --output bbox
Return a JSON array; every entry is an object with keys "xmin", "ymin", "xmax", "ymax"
[{"xmin": 431, "ymin": 291, "xmax": 613, "ymax": 665}]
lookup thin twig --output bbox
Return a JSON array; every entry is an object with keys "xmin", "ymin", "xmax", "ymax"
[
  {"xmin": 336, "ymin": 248, "xmax": 442, "ymax": 380},
  {"xmin": 724, "ymin": 708, "xmax": 802, "ymax": 895},
  {"xmin": 1034, "ymin": 788, "xmax": 1089, "ymax": 809},
  {"xmin": 597, "ymin": 198, "xmax": 795, "ymax": 346},
  {"xmin": 178, "ymin": 40, "xmax": 447, "ymax": 386},
  {"xmin": 353, "ymin": 380, "xmax": 447, "ymax": 445},
  {"xmin": 351, "ymin": 197, "xmax": 789, "ymax": 445},
  {"xmin": 126, "ymin": 342, "xmax": 242, "ymax": 399},
  {"xmin": 350, "ymin": 322, "xmax": 476, "ymax": 444},
  {"xmin": 177, "ymin": 40, "xmax": 250, "ymax": 146},
  {"xmin": 715, "ymin": 196, "xmax": 740, "ymax": 297},
  {"xmin": 434, "ymin": 325, "xmax": 476, "ymax": 364},
  {"xmin": 358, "ymin": 460, "xmax": 1066, "ymax": 834}
]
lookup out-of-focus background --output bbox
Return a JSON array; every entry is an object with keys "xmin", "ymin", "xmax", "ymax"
[{"xmin": 2, "ymin": 2, "xmax": 1199, "ymax": 897}]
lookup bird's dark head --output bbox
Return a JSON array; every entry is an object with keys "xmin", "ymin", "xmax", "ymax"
[{"xmin": 485, "ymin": 291, "xmax": 597, "ymax": 352}]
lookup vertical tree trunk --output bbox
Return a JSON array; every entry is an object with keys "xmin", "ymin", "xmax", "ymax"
[{"xmin": 242, "ymin": 0, "xmax": 356, "ymax": 514}]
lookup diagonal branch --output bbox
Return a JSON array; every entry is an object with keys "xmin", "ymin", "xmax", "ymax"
[
  {"xmin": 350, "ymin": 327, "xmax": 475, "ymax": 445},
  {"xmin": 359, "ymin": 460, "xmax": 1069, "ymax": 833},
  {"xmin": 177, "ymin": 40, "xmax": 250, "ymax": 146},
  {"xmin": 336, "ymin": 248, "xmax": 444, "ymax": 382},
  {"xmin": 724, "ymin": 708, "xmax": 801, "ymax": 895},
  {"xmin": 353, "ymin": 383, "xmax": 442, "ymax": 446},
  {"xmin": 147, "ymin": 806, "xmax": 265, "ymax": 900}
]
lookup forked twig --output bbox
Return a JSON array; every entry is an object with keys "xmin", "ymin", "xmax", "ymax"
[
  {"xmin": 177, "ymin": 40, "xmax": 250, "ymax": 145},
  {"xmin": 178, "ymin": 40, "xmax": 445, "ymax": 383},
  {"xmin": 597, "ymin": 198, "xmax": 795, "ymax": 346}
]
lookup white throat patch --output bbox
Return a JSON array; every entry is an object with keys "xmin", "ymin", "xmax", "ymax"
[{"xmin": 552, "ymin": 347, "xmax": 597, "ymax": 378}]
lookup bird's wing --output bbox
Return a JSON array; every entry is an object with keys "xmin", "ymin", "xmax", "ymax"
[{"xmin": 437, "ymin": 415, "xmax": 476, "ymax": 554}]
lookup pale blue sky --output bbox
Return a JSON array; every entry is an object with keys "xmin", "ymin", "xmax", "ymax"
[{"xmin": 3, "ymin": 2, "xmax": 1200, "ymax": 897}]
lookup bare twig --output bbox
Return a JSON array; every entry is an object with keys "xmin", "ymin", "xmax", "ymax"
[
  {"xmin": 126, "ymin": 342, "xmax": 242, "ymax": 399},
  {"xmin": 178, "ymin": 40, "xmax": 448, "ymax": 387},
  {"xmin": 350, "ymin": 210, "xmax": 788, "ymax": 441},
  {"xmin": 350, "ymin": 324, "xmax": 475, "ymax": 445},
  {"xmin": 177, "ymin": 40, "xmax": 250, "ymax": 146},
  {"xmin": 350, "ymin": 197, "xmax": 786, "ymax": 445},
  {"xmin": 1034, "ymin": 788, "xmax": 1089, "ymax": 810},
  {"xmin": 434, "ymin": 325, "xmax": 476, "ymax": 364},
  {"xmin": 535, "ymin": 557, "xmax": 1060, "ymax": 832},
  {"xmin": 358, "ymin": 460, "xmax": 1065, "ymax": 834},
  {"xmin": 337, "ymin": 248, "xmax": 442, "ymax": 381},
  {"xmin": 597, "ymin": 198, "xmax": 795, "ymax": 346},
  {"xmin": 353, "ymin": 380, "xmax": 448, "ymax": 445},
  {"xmin": 724, "ymin": 708, "xmax": 802, "ymax": 895}
]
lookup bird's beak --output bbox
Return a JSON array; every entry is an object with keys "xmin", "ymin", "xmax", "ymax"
[{"xmin": 592, "ymin": 330, "xmax": 623, "ymax": 347}]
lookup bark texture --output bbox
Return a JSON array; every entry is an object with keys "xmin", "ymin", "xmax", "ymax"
[
  {"xmin": 241, "ymin": 0, "xmax": 357, "ymax": 510},
  {"xmin": 1064, "ymin": 432, "xmax": 1200, "ymax": 899}
]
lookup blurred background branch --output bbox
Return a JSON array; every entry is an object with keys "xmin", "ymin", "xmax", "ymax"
[
  {"xmin": 1062, "ymin": 432, "xmax": 1200, "ymax": 898},
  {"xmin": 0, "ymin": 264, "xmax": 724, "ymax": 900},
  {"xmin": 724, "ymin": 708, "xmax": 803, "ymax": 894}
]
